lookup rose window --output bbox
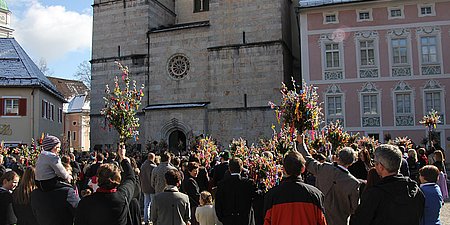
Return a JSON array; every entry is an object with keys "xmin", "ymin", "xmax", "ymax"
[{"xmin": 167, "ymin": 54, "xmax": 190, "ymax": 80}]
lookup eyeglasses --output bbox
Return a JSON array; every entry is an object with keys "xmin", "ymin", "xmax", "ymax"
[{"xmin": 373, "ymin": 159, "xmax": 382, "ymax": 167}]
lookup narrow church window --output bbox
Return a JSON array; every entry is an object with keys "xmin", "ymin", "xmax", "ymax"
[
  {"xmin": 194, "ymin": 0, "xmax": 209, "ymax": 13},
  {"xmin": 167, "ymin": 54, "xmax": 190, "ymax": 80}
]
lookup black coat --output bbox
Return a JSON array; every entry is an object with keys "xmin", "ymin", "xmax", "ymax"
[
  {"xmin": 215, "ymin": 174, "xmax": 256, "ymax": 225},
  {"xmin": 12, "ymin": 202, "xmax": 39, "ymax": 225},
  {"xmin": 212, "ymin": 162, "xmax": 229, "ymax": 187},
  {"xmin": 182, "ymin": 174, "xmax": 200, "ymax": 208},
  {"xmin": 31, "ymin": 182, "xmax": 79, "ymax": 225},
  {"xmin": 350, "ymin": 175, "xmax": 425, "ymax": 225},
  {"xmin": 74, "ymin": 160, "xmax": 136, "ymax": 225},
  {"xmin": 0, "ymin": 189, "xmax": 16, "ymax": 225}
]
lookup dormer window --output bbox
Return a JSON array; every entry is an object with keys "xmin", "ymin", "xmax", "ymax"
[{"xmin": 194, "ymin": 0, "xmax": 209, "ymax": 13}]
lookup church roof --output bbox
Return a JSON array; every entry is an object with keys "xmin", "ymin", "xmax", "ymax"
[
  {"xmin": 0, "ymin": 38, "xmax": 65, "ymax": 101},
  {"xmin": 0, "ymin": 0, "xmax": 8, "ymax": 11}
]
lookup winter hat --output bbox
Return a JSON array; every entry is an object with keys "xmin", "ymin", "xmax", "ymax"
[{"xmin": 42, "ymin": 135, "xmax": 61, "ymax": 151}]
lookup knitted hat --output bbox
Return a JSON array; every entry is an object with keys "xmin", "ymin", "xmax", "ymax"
[{"xmin": 42, "ymin": 135, "xmax": 61, "ymax": 151}]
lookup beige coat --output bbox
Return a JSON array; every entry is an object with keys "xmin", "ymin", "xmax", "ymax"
[{"xmin": 298, "ymin": 143, "xmax": 360, "ymax": 225}]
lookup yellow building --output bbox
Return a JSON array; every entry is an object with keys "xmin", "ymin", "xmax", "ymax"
[{"xmin": 0, "ymin": 38, "xmax": 65, "ymax": 147}]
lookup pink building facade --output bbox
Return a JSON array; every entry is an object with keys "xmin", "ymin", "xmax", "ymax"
[{"xmin": 299, "ymin": 0, "xmax": 450, "ymax": 158}]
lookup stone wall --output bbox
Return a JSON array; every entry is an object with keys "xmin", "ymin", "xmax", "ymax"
[
  {"xmin": 90, "ymin": 0, "xmax": 294, "ymax": 150},
  {"xmin": 148, "ymin": 26, "xmax": 210, "ymax": 104}
]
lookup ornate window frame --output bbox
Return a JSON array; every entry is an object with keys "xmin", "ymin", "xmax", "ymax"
[
  {"xmin": 422, "ymin": 80, "xmax": 445, "ymax": 123},
  {"xmin": 355, "ymin": 31, "xmax": 379, "ymax": 78},
  {"xmin": 324, "ymin": 84, "xmax": 345, "ymax": 125},
  {"xmin": 320, "ymin": 34, "xmax": 345, "ymax": 80},
  {"xmin": 357, "ymin": 9, "xmax": 373, "ymax": 22},
  {"xmin": 387, "ymin": 29, "xmax": 413, "ymax": 77},
  {"xmin": 392, "ymin": 81, "xmax": 415, "ymax": 126},
  {"xmin": 418, "ymin": 3, "xmax": 435, "ymax": 17},
  {"xmin": 167, "ymin": 53, "xmax": 191, "ymax": 80},
  {"xmin": 416, "ymin": 26, "xmax": 442, "ymax": 76},
  {"xmin": 359, "ymin": 82, "xmax": 381, "ymax": 127}
]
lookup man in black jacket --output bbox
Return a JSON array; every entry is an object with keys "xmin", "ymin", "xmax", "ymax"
[
  {"xmin": 215, "ymin": 157, "xmax": 256, "ymax": 225},
  {"xmin": 350, "ymin": 144, "xmax": 425, "ymax": 225},
  {"xmin": 74, "ymin": 145, "xmax": 136, "ymax": 225},
  {"xmin": 31, "ymin": 173, "xmax": 80, "ymax": 225}
]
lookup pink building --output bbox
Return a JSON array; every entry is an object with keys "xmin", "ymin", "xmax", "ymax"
[{"xmin": 299, "ymin": 0, "xmax": 450, "ymax": 158}]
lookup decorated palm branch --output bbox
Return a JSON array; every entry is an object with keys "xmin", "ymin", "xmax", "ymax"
[
  {"xmin": 357, "ymin": 136, "xmax": 379, "ymax": 152},
  {"xmin": 101, "ymin": 62, "xmax": 145, "ymax": 145},
  {"xmin": 269, "ymin": 78, "xmax": 322, "ymax": 135},
  {"xmin": 230, "ymin": 138, "xmax": 282, "ymax": 192},
  {"xmin": 420, "ymin": 110, "xmax": 441, "ymax": 130},
  {"xmin": 393, "ymin": 136, "xmax": 413, "ymax": 149},
  {"xmin": 194, "ymin": 136, "xmax": 218, "ymax": 168},
  {"xmin": 324, "ymin": 120, "xmax": 350, "ymax": 153}
]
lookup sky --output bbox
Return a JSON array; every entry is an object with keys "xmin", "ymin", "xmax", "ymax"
[{"xmin": 7, "ymin": 0, "xmax": 92, "ymax": 80}]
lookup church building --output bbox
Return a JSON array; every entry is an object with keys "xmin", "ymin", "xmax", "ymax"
[{"xmin": 90, "ymin": 0, "xmax": 300, "ymax": 153}]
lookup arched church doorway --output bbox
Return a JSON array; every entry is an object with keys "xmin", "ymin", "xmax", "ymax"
[{"xmin": 168, "ymin": 130, "xmax": 186, "ymax": 155}]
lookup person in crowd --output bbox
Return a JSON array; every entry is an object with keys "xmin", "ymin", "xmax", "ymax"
[
  {"xmin": 0, "ymin": 155, "xmax": 6, "ymax": 177},
  {"xmin": 151, "ymin": 169, "xmax": 191, "ymax": 225},
  {"xmin": 151, "ymin": 151, "xmax": 176, "ymax": 194},
  {"xmin": 35, "ymin": 135, "xmax": 72, "ymax": 191},
  {"xmin": 407, "ymin": 149, "xmax": 420, "ymax": 181},
  {"xmin": 85, "ymin": 152, "xmax": 105, "ymax": 192},
  {"xmin": 74, "ymin": 145, "xmax": 136, "ymax": 225},
  {"xmin": 297, "ymin": 138, "xmax": 360, "ymax": 225},
  {"xmin": 418, "ymin": 148, "xmax": 428, "ymax": 169},
  {"xmin": 32, "ymin": 159, "xmax": 80, "ymax": 225},
  {"xmin": 349, "ymin": 149, "xmax": 373, "ymax": 180},
  {"xmin": 12, "ymin": 166, "xmax": 38, "ymax": 225},
  {"xmin": 263, "ymin": 151, "xmax": 327, "ymax": 225},
  {"xmin": 0, "ymin": 171, "xmax": 19, "ymax": 225},
  {"xmin": 129, "ymin": 158, "xmax": 142, "ymax": 225},
  {"xmin": 182, "ymin": 162, "xmax": 201, "ymax": 225},
  {"xmin": 69, "ymin": 153, "xmax": 81, "ymax": 182},
  {"xmin": 140, "ymin": 153, "xmax": 157, "ymax": 225},
  {"xmin": 363, "ymin": 167, "xmax": 381, "ymax": 193},
  {"xmin": 215, "ymin": 157, "xmax": 256, "ymax": 225},
  {"xmin": 212, "ymin": 151, "xmax": 231, "ymax": 187},
  {"xmin": 350, "ymin": 144, "xmax": 425, "ymax": 225},
  {"xmin": 432, "ymin": 150, "xmax": 446, "ymax": 173},
  {"xmin": 419, "ymin": 165, "xmax": 443, "ymax": 225},
  {"xmin": 398, "ymin": 146, "xmax": 410, "ymax": 177},
  {"xmin": 189, "ymin": 156, "xmax": 210, "ymax": 192},
  {"xmin": 196, "ymin": 191, "xmax": 216, "ymax": 225},
  {"xmin": 427, "ymin": 146, "xmax": 437, "ymax": 165}
]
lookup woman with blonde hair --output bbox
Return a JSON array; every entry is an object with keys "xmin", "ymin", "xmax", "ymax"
[
  {"xmin": 12, "ymin": 166, "xmax": 38, "ymax": 225},
  {"xmin": 432, "ymin": 150, "xmax": 446, "ymax": 173},
  {"xmin": 407, "ymin": 149, "xmax": 419, "ymax": 181},
  {"xmin": 195, "ymin": 191, "xmax": 217, "ymax": 225}
]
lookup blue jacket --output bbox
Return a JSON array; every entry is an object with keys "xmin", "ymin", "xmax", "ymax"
[{"xmin": 420, "ymin": 183, "xmax": 443, "ymax": 225}]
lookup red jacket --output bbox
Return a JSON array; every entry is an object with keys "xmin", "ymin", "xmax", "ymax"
[{"xmin": 263, "ymin": 176, "xmax": 327, "ymax": 225}]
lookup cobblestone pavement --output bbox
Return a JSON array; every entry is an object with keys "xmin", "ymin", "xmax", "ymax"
[{"xmin": 442, "ymin": 199, "xmax": 450, "ymax": 224}]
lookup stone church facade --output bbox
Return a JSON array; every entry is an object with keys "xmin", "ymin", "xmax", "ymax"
[{"xmin": 90, "ymin": 0, "xmax": 300, "ymax": 153}]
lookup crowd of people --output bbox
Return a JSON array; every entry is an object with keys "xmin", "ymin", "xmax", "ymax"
[{"xmin": 0, "ymin": 134, "xmax": 448, "ymax": 225}]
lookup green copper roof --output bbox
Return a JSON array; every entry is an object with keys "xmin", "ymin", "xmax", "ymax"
[{"xmin": 0, "ymin": 0, "xmax": 8, "ymax": 11}]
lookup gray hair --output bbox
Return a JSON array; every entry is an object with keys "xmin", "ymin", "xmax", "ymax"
[
  {"xmin": 338, "ymin": 147, "xmax": 357, "ymax": 166},
  {"xmin": 374, "ymin": 144, "xmax": 402, "ymax": 173}
]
